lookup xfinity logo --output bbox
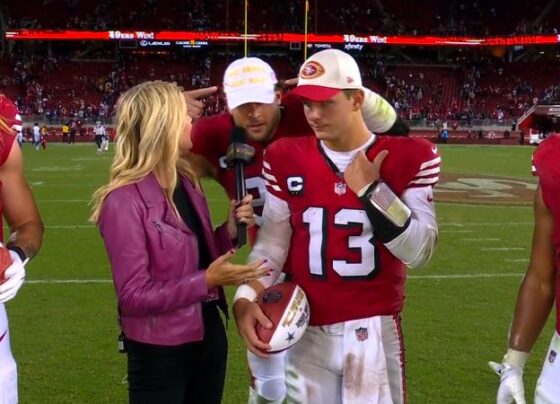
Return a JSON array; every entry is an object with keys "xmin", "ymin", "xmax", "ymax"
[
  {"xmin": 287, "ymin": 176, "xmax": 304, "ymax": 195},
  {"xmin": 344, "ymin": 43, "xmax": 364, "ymax": 51}
]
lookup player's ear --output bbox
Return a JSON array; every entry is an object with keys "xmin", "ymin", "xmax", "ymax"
[
  {"xmin": 274, "ymin": 90, "xmax": 282, "ymax": 106},
  {"xmin": 352, "ymin": 90, "xmax": 364, "ymax": 111}
]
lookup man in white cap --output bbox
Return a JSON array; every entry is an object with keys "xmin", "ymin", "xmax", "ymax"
[
  {"xmin": 188, "ymin": 55, "xmax": 409, "ymax": 404},
  {"xmin": 233, "ymin": 49, "xmax": 440, "ymax": 403}
]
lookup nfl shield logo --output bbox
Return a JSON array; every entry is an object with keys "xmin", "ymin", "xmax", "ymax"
[
  {"xmin": 334, "ymin": 182, "xmax": 347, "ymax": 195},
  {"xmin": 355, "ymin": 327, "xmax": 368, "ymax": 342},
  {"xmin": 549, "ymin": 350, "xmax": 557, "ymax": 364}
]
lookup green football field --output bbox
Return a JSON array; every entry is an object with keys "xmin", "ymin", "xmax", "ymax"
[{"xmin": 7, "ymin": 142, "xmax": 553, "ymax": 403}]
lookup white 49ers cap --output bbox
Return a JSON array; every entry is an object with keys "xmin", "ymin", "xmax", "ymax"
[
  {"xmin": 223, "ymin": 57, "xmax": 278, "ymax": 110},
  {"xmin": 291, "ymin": 49, "xmax": 363, "ymax": 101}
]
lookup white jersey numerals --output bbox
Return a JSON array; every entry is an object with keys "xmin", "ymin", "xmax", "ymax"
[
  {"xmin": 245, "ymin": 177, "xmax": 266, "ymax": 209},
  {"xmin": 246, "ymin": 177, "xmax": 266, "ymax": 225},
  {"xmin": 302, "ymin": 207, "xmax": 377, "ymax": 278}
]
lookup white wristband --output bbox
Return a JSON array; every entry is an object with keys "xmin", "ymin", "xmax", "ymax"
[
  {"xmin": 504, "ymin": 348, "xmax": 529, "ymax": 369},
  {"xmin": 233, "ymin": 284, "xmax": 257, "ymax": 303},
  {"xmin": 358, "ymin": 181, "xmax": 375, "ymax": 197}
]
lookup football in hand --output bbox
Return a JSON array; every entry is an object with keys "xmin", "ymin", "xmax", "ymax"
[
  {"xmin": 0, "ymin": 246, "xmax": 12, "ymax": 284},
  {"xmin": 255, "ymin": 282, "xmax": 310, "ymax": 353}
]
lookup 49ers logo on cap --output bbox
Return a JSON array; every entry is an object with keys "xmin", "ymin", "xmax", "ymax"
[{"xmin": 300, "ymin": 61, "xmax": 325, "ymax": 79}]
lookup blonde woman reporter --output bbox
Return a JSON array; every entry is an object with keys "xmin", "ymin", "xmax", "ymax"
[{"xmin": 91, "ymin": 81, "xmax": 267, "ymax": 404}]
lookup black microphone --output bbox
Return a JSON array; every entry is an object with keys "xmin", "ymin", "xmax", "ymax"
[{"xmin": 225, "ymin": 127, "xmax": 255, "ymax": 248}]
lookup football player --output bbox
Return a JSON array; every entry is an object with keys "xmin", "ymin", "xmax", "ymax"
[
  {"xmin": 188, "ymin": 57, "xmax": 409, "ymax": 403},
  {"xmin": 0, "ymin": 94, "xmax": 44, "ymax": 403},
  {"xmin": 490, "ymin": 134, "xmax": 560, "ymax": 403},
  {"xmin": 94, "ymin": 121, "xmax": 107, "ymax": 153},
  {"xmin": 233, "ymin": 49, "xmax": 439, "ymax": 403}
]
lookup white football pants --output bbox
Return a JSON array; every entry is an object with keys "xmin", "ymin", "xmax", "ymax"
[
  {"xmin": 535, "ymin": 331, "xmax": 560, "ymax": 404},
  {"xmin": 0, "ymin": 304, "xmax": 17, "ymax": 404},
  {"xmin": 247, "ymin": 350, "xmax": 287, "ymax": 404},
  {"xmin": 285, "ymin": 314, "xmax": 405, "ymax": 404}
]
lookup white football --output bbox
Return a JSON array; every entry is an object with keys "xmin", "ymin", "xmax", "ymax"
[{"xmin": 256, "ymin": 282, "xmax": 310, "ymax": 353}]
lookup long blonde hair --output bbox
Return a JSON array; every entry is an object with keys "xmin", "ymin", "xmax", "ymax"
[{"xmin": 90, "ymin": 81, "xmax": 198, "ymax": 223}]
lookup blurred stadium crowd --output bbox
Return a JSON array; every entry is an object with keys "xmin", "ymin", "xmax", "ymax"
[
  {"xmin": 0, "ymin": 0, "xmax": 559, "ymax": 128},
  {"xmin": 4, "ymin": 0, "xmax": 559, "ymax": 35}
]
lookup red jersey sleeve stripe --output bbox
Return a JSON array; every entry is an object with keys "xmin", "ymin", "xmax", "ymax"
[
  {"xmin": 410, "ymin": 175, "xmax": 439, "ymax": 185},
  {"xmin": 419, "ymin": 156, "xmax": 441, "ymax": 170},
  {"xmin": 413, "ymin": 164, "xmax": 440, "ymax": 180},
  {"xmin": 408, "ymin": 171, "xmax": 439, "ymax": 188},
  {"xmin": 416, "ymin": 166, "xmax": 440, "ymax": 178},
  {"xmin": 263, "ymin": 170, "xmax": 279, "ymax": 184},
  {"xmin": 12, "ymin": 113, "xmax": 23, "ymax": 131},
  {"xmin": 264, "ymin": 180, "xmax": 282, "ymax": 192}
]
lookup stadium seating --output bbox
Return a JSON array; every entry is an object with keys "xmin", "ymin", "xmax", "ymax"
[
  {"xmin": 3, "ymin": 0, "xmax": 557, "ymax": 34},
  {"xmin": 1, "ymin": 50, "xmax": 559, "ymax": 127},
  {"xmin": 1, "ymin": 0, "xmax": 559, "ymax": 127}
]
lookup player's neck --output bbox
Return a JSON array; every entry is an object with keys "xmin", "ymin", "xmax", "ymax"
[
  {"xmin": 322, "ymin": 121, "xmax": 371, "ymax": 152},
  {"xmin": 267, "ymin": 111, "xmax": 282, "ymax": 143}
]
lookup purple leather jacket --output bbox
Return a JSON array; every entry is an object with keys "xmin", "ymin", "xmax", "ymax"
[{"xmin": 98, "ymin": 173, "xmax": 233, "ymax": 346}]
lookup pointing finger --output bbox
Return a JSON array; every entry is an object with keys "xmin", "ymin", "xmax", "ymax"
[
  {"xmin": 284, "ymin": 78, "xmax": 298, "ymax": 86},
  {"xmin": 184, "ymin": 86, "xmax": 218, "ymax": 99}
]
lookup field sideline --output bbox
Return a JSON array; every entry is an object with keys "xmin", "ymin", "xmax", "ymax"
[{"xmin": 6, "ymin": 142, "xmax": 554, "ymax": 403}]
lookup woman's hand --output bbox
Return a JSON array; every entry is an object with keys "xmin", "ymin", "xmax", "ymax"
[
  {"xmin": 205, "ymin": 249, "xmax": 269, "ymax": 288},
  {"xmin": 227, "ymin": 194, "xmax": 255, "ymax": 241}
]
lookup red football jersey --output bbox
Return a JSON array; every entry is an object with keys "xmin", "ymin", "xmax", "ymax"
[
  {"xmin": 263, "ymin": 135, "xmax": 440, "ymax": 325},
  {"xmin": 0, "ymin": 95, "xmax": 20, "ymax": 241},
  {"xmin": 190, "ymin": 94, "xmax": 311, "ymax": 243},
  {"xmin": 532, "ymin": 134, "xmax": 560, "ymax": 334}
]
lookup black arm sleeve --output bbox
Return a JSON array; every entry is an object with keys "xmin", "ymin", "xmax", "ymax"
[{"xmin": 358, "ymin": 181, "xmax": 411, "ymax": 243}]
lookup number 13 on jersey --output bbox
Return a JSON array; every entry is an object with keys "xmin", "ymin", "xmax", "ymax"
[{"xmin": 302, "ymin": 207, "xmax": 378, "ymax": 279}]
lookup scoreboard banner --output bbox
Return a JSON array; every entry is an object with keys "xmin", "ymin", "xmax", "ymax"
[{"xmin": 5, "ymin": 30, "xmax": 560, "ymax": 47}]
